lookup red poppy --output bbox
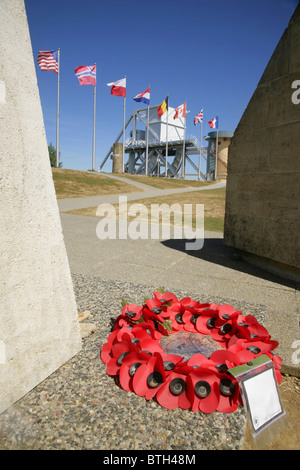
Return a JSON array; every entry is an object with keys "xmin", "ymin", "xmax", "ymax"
[
  {"xmin": 131, "ymin": 324, "xmax": 154, "ymax": 341},
  {"xmin": 216, "ymin": 304, "xmax": 239, "ymax": 321},
  {"xmin": 100, "ymin": 341, "xmax": 114, "ymax": 365},
  {"xmin": 187, "ymin": 368, "xmax": 221, "ymax": 413},
  {"xmin": 210, "ymin": 317, "xmax": 238, "ymax": 344},
  {"xmin": 236, "ymin": 314, "xmax": 270, "ymax": 340},
  {"xmin": 186, "ymin": 353, "xmax": 207, "ymax": 368},
  {"xmin": 153, "ymin": 291, "xmax": 178, "ymax": 305},
  {"xmin": 165, "ymin": 303, "xmax": 186, "ymax": 332},
  {"xmin": 265, "ymin": 352, "xmax": 283, "ymax": 383},
  {"xmin": 119, "ymin": 351, "xmax": 153, "ymax": 392},
  {"xmin": 100, "ymin": 327, "xmax": 135, "ymax": 364},
  {"xmin": 217, "ymin": 373, "xmax": 240, "ymax": 413},
  {"xmin": 137, "ymin": 336, "xmax": 164, "ymax": 356},
  {"xmin": 227, "ymin": 338, "xmax": 278, "ymax": 364},
  {"xmin": 132, "ymin": 353, "xmax": 166, "ymax": 400},
  {"xmin": 156, "ymin": 371, "xmax": 191, "ymax": 410},
  {"xmin": 179, "ymin": 297, "xmax": 211, "ymax": 312},
  {"xmin": 160, "ymin": 351, "xmax": 184, "ymax": 373},
  {"xmin": 200, "ymin": 349, "xmax": 241, "ymax": 372},
  {"xmin": 144, "ymin": 298, "xmax": 172, "ymax": 320},
  {"xmin": 182, "ymin": 309, "xmax": 198, "ymax": 332},
  {"xmin": 100, "ymin": 329, "xmax": 120, "ymax": 364},
  {"xmin": 115, "ymin": 305, "xmax": 144, "ymax": 330},
  {"xmin": 106, "ymin": 338, "xmax": 140, "ymax": 376}
]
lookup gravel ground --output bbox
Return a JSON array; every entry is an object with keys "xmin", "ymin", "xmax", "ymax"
[{"xmin": 0, "ymin": 273, "xmax": 269, "ymax": 451}]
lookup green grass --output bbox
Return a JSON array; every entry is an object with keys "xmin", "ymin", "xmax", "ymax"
[
  {"xmin": 107, "ymin": 172, "xmax": 213, "ymax": 190},
  {"xmin": 64, "ymin": 186, "xmax": 226, "ymax": 233},
  {"xmin": 52, "ymin": 168, "xmax": 141, "ymax": 199}
]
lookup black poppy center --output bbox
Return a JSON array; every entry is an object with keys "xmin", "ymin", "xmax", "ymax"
[
  {"xmin": 246, "ymin": 346, "xmax": 261, "ymax": 354},
  {"xmin": 125, "ymin": 311, "xmax": 137, "ymax": 318},
  {"xmin": 175, "ymin": 313, "xmax": 184, "ymax": 324},
  {"xmin": 151, "ymin": 307, "xmax": 163, "ymax": 314},
  {"xmin": 220, "ymin": 323, "xmax": 232, "ymax": 334},
  {"xmin": 117, "ymin": 351, "xmax": 130, "ymax": 366},
  {"xmin": 169, "ymin": 378, "xmax": 186, "ymax": 396},
  {"xmin": 129, "ymin": 362, "xmax": 142, "ymax": 377},
  {"xmin": 194, "ymin": 380, "xmax": 211, "ymax": 398},
  {"xmin": 147, "ymin": 371, "xmax": 164, "ymax": 388},
  {"xmin": 163, "ymin": 361, "xmax": 175, "ymax": 371},
  {"xmin": 131, "ymin": 338, "xmax": 140, "ymax": 344},
  {"xmin": 206, "ymin": 317, "xmax": 216, "ymax": 329},
  {"xmin": 191, "ymin": 314, "xmax": 200, "ymax": 325},
  {"xmin": 219, "ymin": 378, "xmax": 235, "ymax": 396},
  {"xmin": 141, "ymin": 350, "xmax": 152, "ymax": 356},
  {"xmin": 216, "ymin": 363, "xmax": 228, "ymax": 373}
]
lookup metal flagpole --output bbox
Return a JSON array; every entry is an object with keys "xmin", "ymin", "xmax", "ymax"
[
  {"xmin": 56, "ymin": 48, "xmax": 60, "ymax": 168},
  {"xmin": 198, "ymin": 119, "xmax": 203, "ymax": 180},
  {"xmin": 181, "ymin": 110, "xmax": 186, "ymax": 179},
  {"xmin": 122, "ymin": 76, "xmax": 126, "ymax": 173},
  {"xmin": 92, "ymin": 63, "xmax": 96, "ymax": 172},
  {"xmin": 165, "ymin": 93, "xmax": 169, "ymax": 177},
  {"xmin": 145, "ymin": 85, "xmax": 150, "ymax": 175},
  {"xmin": 215, "ymin": 115, "xmax": 219, "ymax": 181}
]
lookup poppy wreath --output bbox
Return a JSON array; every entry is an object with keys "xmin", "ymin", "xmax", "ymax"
[{"xmin": 100, "ymin": 290, "xmax": 282, "ymax": 413}]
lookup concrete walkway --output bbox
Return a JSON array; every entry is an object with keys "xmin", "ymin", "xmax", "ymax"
[
  {"xmin": 57, "ymin": 176, "xmax": 226, "ymax": 212},
  {"xmin": 57, "ymin": 176, "xmax": 300, "ymax": 377}
]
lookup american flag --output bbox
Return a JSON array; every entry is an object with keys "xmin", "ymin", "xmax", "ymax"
[
  {"xmin": 37, "ymin": 50, "xmax": 59, "ymax": 73},
  {"xmin": 194, "ymin": 109, "xmax": 203, "ymax": 126}
]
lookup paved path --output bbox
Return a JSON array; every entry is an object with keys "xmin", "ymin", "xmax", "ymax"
[{"xmin": 57, "ymin": 176, "xmax": 226, "ymax": 212}]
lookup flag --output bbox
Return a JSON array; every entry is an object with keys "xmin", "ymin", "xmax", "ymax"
[
  {"xmin": 208, "ymin": 116, "xmax": 219, "ymax": 129},
  {"xmin": 157, "ymin": 96, "xmax": 168, "ymax": 118},
  {"xmin": 37, "ymin": 50, "xmax": 59, "ymax": 73},
  {"xmin": 194, "ymin": 109, "xmax": 203, "ymax": 126},
  {"xmin": 107, "ymin": 77, "xmax": 126, "ymax": 97},
  {"xmin": 174, "ymin": 102, "xmax": 186, "ymax": 120},
  {"xmin": 74, "ymin": 65, "xmax": 96, "ymax": 86},
  {"xmin": 133, "ymin": 87, "xmax": 150, "ymax": 105}
]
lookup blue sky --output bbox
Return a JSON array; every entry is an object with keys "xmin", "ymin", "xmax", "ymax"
[{"xmin": 25, "ymin": 0, "xmax": 298, "ymax": 173}]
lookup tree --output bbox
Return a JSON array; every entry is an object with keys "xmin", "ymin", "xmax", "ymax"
[{"xmin": 48, "ymin": 143, "xmax": 63, "ymax": 167}]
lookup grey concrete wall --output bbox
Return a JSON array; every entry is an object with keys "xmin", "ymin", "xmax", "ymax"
[
  {"xmin": 224, "ymin": 4, "xmax": 300, "ymax": 272},
  {"xmin": 0, "ymin": 0, "xmax": 82, "ymax": 414}
]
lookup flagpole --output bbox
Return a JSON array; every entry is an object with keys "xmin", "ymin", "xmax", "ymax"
[
  {"xmin": 165, "ymin": 93, "xmax": 169, "ymax": 177},
  {"xmin": 215, "ymin": 115, "xmax": 219, "ymax": 181},
  {"xmin": 198, "ymin": 120, "xmax": 203, "ymax": 180},
  {"xmin": 122, "ymin": 76, "xmax": 126, "ymax": 173},
  {"xmin": 181, "ymin": 111, "xmax": 186, "ymax": 179},
  {"xmin": 92, "ymin": 62, "xmax": 96, "ymax": 172},
  {"xmin": 145, "ymin": 85, "xmax": 150, "ymax": 175},
  {"xmin": 56, "ymin": 48, "xmax": 60, "ymax": 168}
]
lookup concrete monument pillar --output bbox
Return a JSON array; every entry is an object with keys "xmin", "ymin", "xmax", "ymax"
[
  {"xmin": 0, "ymin": 0, "xmax": 82, "ymax": 414},
  {"xmin": 224, "ymin": 3, "xmax": 300, "ymax": 276}
]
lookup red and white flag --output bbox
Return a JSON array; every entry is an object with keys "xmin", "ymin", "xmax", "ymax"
[
  {"xmin": 74, "ymin": 65, "xmax": 96, "ymax": 86},
  {"xmin": 107, "ymin": 77, "xmax": 126, "ymax": 97},
  {"xmin": 174, "ymin": 102, "xmax": 186, "ymax": 119},
  {"xmin": 208, "ymin": 116, "xmax": 219, "ymax": 129}
]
